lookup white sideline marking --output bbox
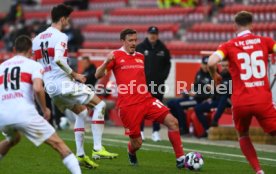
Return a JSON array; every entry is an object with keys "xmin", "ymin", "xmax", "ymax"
[
  {"xmin": 101, "ymin": 137, "xmax": 276, "ymax": 163},
  {"xmin": 62, "ymin": 136, "xmax": 276, "ymax": 164}
]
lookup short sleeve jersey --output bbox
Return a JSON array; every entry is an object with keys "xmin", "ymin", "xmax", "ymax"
[
  {"xmin": 0, "ymin": 56, "xmax": 44, "ymax": 125},
  {"xmin": 106, "ymin": 47, "xmax": 152, "ymax": 107},
  {"xmin": 32, "ymin": 27, "xmax": 71, "ymax": 97},
  {"xmin": 214, "ymin": 30, "xmax": 276, "ymax": 106}
]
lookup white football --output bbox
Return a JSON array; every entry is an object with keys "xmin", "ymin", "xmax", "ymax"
[{"xmin": 184, "ymin": 152, "xmax": 204, "ymax": 170}]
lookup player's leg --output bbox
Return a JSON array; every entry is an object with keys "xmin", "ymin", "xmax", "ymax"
[
  {"xmin": 140, "ymin": 120, "xmax": 145, "ymax": 141},
  {"xmin": 233, "ymin": 106, "xmax": 263, "ymax": 174},
  {"xmin": 147, "ymin": 98, "xmax": 185, "ymax": 168},
  {"xmin": 162, "ymin": 114, "xmax": 186, "ymax": 168},
  {"xmin": 128, "ymin": 136, "xmax": 142, "ymax": 165},
  {"xmin": 119, "ymin": 104, "xmax": 144, "ymax": 165},
  {"xmin": 87, "ymin": 95, "xmax": 118, "ymax": 159},
  {"xmin": 19, "ymin": 116, "xmax": 81, "ymax": 174},
  {"xmin": 0, "ymin": 128, "xmax": 21, "ymax": 160},
  {"xmin": 70, "ymin": 105, "xmax": 99, "ymax": 169},
  {"xmin": 45, "ymin": 133, "xmax": 82, "ymax": 174},
  {"xmin": 152, "ymin": 122, "xmax": 161, "ymax": 142}
]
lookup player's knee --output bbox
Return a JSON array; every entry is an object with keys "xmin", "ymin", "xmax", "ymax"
[{"xmin": 165, "ymin": 115, "xmax": 179, "ymax": 130}]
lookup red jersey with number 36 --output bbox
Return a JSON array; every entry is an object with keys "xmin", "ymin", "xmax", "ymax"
[{"xmin": 215, "ymin": 30, "xmax": 276, "ymax": 107}]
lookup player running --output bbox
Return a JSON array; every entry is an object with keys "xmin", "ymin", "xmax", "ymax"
[
  {"xmin": 32, "ymin": 4, "xmax": 118, "ymax": 169},
  {"xmin": 208, "ymin": 11, "xmax": 276, "ymax": 174},
  {"xmin": 0, "ymin": 35, "xmax": 82, "ymax": 174},
  {"xmin": 95, "ymin": 29, "xmax": 186, "ymax": 168}
]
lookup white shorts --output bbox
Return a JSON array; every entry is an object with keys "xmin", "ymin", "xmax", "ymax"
[
  {"xmin": 52, "ymin": 82, "xmax": 95, "ymax": 112},
  {"xmin": 1, "ymin": 116, "xmax": 55, "ymax": 147}
]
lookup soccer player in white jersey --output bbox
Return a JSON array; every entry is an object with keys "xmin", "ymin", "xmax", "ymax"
[
  {"xmin": 32, "ymin": 4, "xmax": 118, "ymax": 169},
  {"xmin": 0, "ymin": 36, "xmax": 82, "ymax": 174}
]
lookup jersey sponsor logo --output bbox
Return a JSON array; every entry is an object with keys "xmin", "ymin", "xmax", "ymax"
[
  {"xmin": 40, "ymin": 33, "xmax": 52, "ymax": 39},
  {"xmin": 61, "ymin": 42, "xmax": 66, "ymax": 48},
  {"xmin": 121, "ymin": 65, "xmax": 144, "ymax": 70},
  {"xmin": 135, "ymin": 59, "xmax": 143, "ymax": 63},
  {"xmin": 120, "ymin": 59, "xmax": 125, "ymax": 63},
  {"xmin": 2, "ymin": 92, "xmax": 24, "ymax": 101}
]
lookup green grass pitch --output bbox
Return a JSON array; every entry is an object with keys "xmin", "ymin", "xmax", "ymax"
[{"xmin": 0, "ymin": 131, "xmax": 275, "ymax": 174}]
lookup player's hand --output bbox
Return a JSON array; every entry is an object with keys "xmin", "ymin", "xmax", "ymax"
[
  {"xmin": 104, "ymin": 52, "xmax": 115, "ymax": 64},
  {"xmin": 72, "ymin": 72, "xmax": 87, "ymax": 83},
  {"xmin": 43, "ymin": 108, "xmax": 51, "ymax": 121},
  {"xmin": 188, "ymin": 91, "xmax": 196, "ymax": 97},
  {"xmin": 213, "ymin": 73, "xmax": 222, "ymax": 86}
]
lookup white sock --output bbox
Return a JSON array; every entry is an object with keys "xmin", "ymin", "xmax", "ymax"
[
  {"xmin": 91, "ymin": 101, "xmax": 106, "ymax": 151},
  {"xmin": 63, "ymin": 153, "xmax": 82, "ymax": 174},
  {"xmin": 0, "ymin": 154, "xmax": 3, "ymax": 160},
  {"xmin": 74, "ymin": 109, "xmax": 87, "ymax": 156}
]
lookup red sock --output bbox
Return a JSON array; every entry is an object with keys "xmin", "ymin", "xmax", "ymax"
[
  {"xmin": 168, "ymin": 130, "xmax": 184, "ymax": 158},
  {"xmin": 239, "ymin": 136, "xmax": 261, "ymax": 172},
  {"xmin": 128, "ymin": 142, "xmax": 137, "ymax": 155}
]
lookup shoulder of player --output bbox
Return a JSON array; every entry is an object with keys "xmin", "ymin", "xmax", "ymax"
[{"xmin": 135, "ymin": 51, "xmax": 144, "ymax": 56}]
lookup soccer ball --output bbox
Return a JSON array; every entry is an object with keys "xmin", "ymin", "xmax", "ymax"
[
  {"xmin": 59, "ymin": 117, "xmax": 70, "ymax": 130},
  {"xmin": 184, "ymin": 152, "xmax": 204, "ymax": 170}
]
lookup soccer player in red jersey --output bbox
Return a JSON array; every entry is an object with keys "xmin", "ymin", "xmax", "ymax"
[
  {"xmin": 208, "ymin": 11, "xmax": 276, "ymax": 174},
  {"xmin": 95, "ymin": 29, "xmax": 186, "ymax": 167}
]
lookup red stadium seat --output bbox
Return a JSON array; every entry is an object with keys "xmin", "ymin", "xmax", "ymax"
[
  {"xmin": 89, "ymin": 0, "xmax": 127, "ymax": 10},
  {"xmin": 71, "ymin": 10, "xmax": 103, "ymax": 25},
  {"xmin": 82, "ymin": 24, "xmax": 180, "ymax": 41}
]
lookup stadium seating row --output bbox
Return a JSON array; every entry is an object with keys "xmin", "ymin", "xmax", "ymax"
[
  {"xmin": 217, "ymin": 4, "xmax": 276, "ymax": 22},
  {"xmin": 249, "ymin": 0, "xmax": 276, "ymax": 4},
  {"xmin": 185, "ymin": 23, "xmax": 276, "ymax": 42},
  {"xmin": 89, "ymin": 0, "xmax": 127, "ymax": 10},
  {"xmin": 24, "ymin": 10, "xmax": 103, "ymax": 25},
  {"xmin": 107, "ymin": 6, "xmax": 211, "ymax": 24},
  {"xmin": 82, "ymin": 24, "xmax": 179, "ymax": 41},
  {"xmin": 23, "ymin": 0, "xmax": 127, "ymax": 11}
]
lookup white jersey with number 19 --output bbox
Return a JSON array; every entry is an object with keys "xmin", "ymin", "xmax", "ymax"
[
  {"xmin": 0, "ymin": 56, "xmax": 44, "ymax": 125},
  {"xmin": 32, "ymin": 26, "xmax": 71, "ymax": 97}
]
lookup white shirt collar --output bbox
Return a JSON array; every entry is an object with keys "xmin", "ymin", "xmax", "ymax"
[
  {"xmin": 119, "ymin": 47, "xmax": 136, "ymax": 56},
  {"xmin": 237, "ymin": 30, "xmax": 251, "ymax": 37}
]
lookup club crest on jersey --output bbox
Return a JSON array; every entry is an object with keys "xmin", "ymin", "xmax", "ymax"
[
  {"xmin": 61, "ymin": 42, "xmax": 66, "ymax": 48},
  {"xmin": 135, "ymin": 59, "xmax": 143, "ymax": 63}
]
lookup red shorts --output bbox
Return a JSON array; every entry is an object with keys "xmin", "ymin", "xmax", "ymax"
[
  {"xmin": 119, "ymin": 97, "xmax": 170, "ymax": 138},
  {"xmin": 232, "ymin": 102, "xmax": 276, "ymax": 133}
]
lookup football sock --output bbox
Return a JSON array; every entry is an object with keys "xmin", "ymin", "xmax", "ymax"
[
  {"xmin": 168, "ymin": 130, "xmax": 184, "ymax": 158},
  {"xmin": 239, "ymin": 136, "xmax": 261, "ymax": 172},
  {"xmin": 128, "ymin": 142, "xmax": 137, "ymax": 155},
  {"xmin": 91, "ymin": 101, "xmax": 106, "ymax": 151},
  {"xmin": 63, "ymin": 153, "xmax": 82, "ymax": 174},
  {"xmin": 74, "ymin": 109, "xmax": 87, "ymax": 156},
  {"xmin": 0, "ymin": 154, "xmax": 3, "ymax": 160}
]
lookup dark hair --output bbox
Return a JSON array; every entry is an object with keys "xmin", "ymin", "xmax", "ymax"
[
  {"xmin": 120, "ymin": 29, "xmax": 137, "ymax": 40},
  {"xmin": 82, "ymin": 56, "xmax": 90, "ymax": 61},
  {"xmin": 234, "ymin": 11, "xmax": 253, "ymax": 26},
  {"xmin": 51, "ymin": 4, "xmax": 73, "ymax": 23},
  {"xmin": 14, "ymin": 35, "xmax": 32, "ymax": 53}
]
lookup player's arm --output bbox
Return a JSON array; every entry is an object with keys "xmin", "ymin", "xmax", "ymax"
[
  {"xmin": 95, "ymin": 52, "xmax": 114, "ymax": 79},
  {"xmin": 33, "ymin": 78, "xmax": 51, "ymax": 120},
  {"xmin": 54, "ymin": 35, "xmax": 86, "ymax": 83},
  {"xmin": 208, "ymin": 53, "xmax": 222, "ymax": 86}
]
